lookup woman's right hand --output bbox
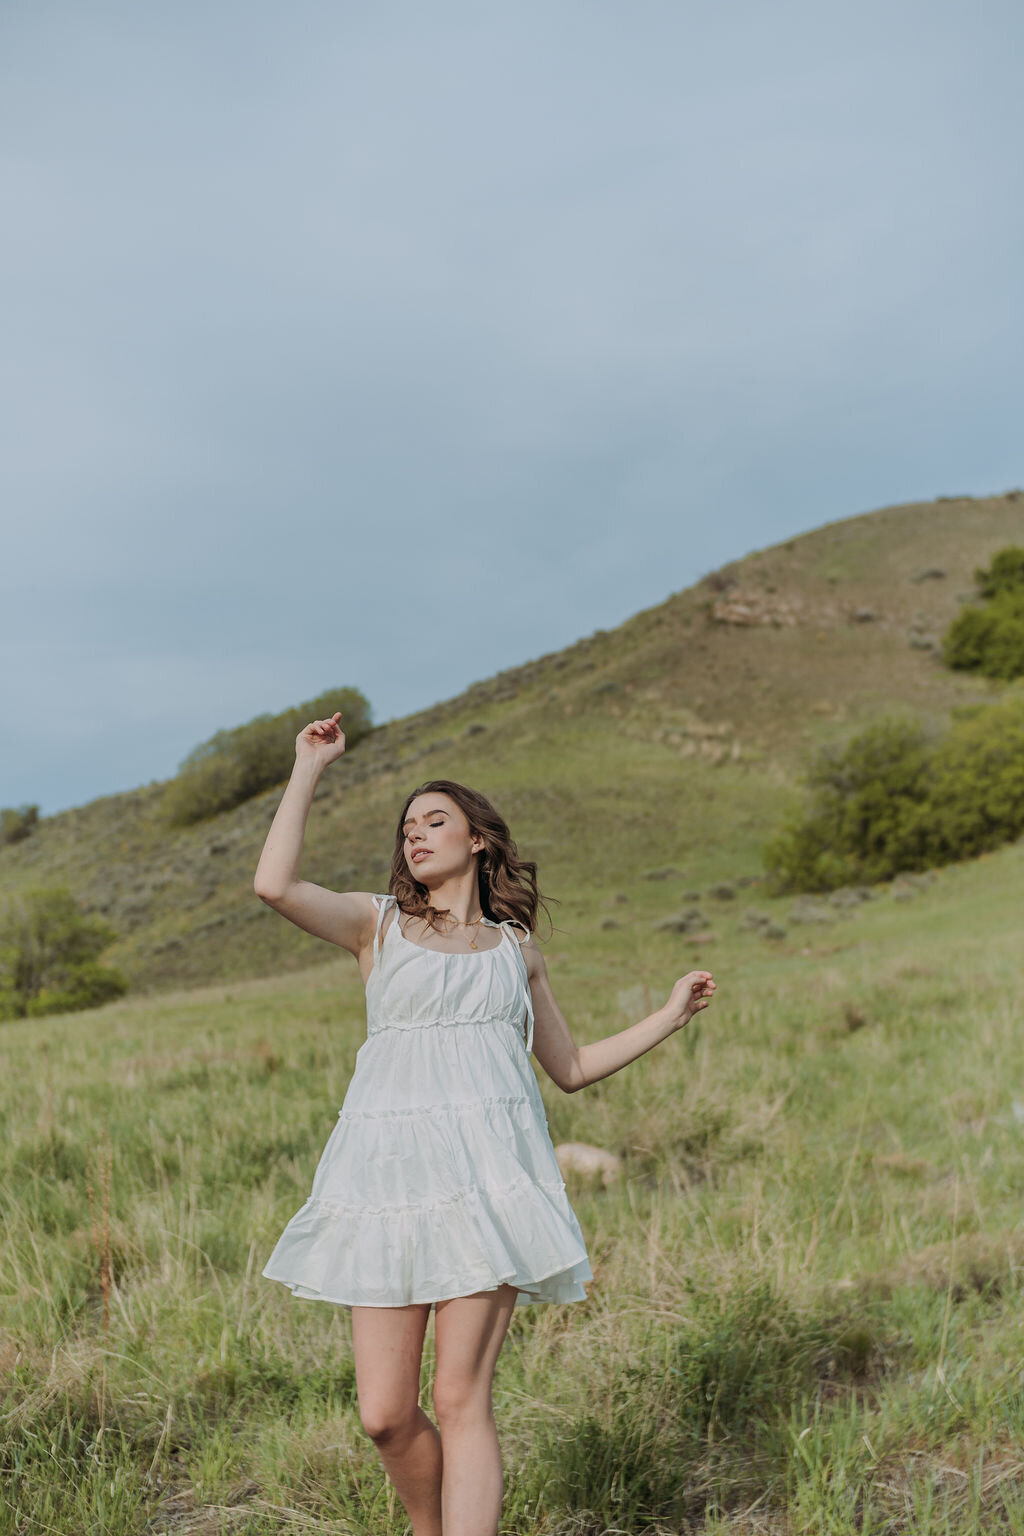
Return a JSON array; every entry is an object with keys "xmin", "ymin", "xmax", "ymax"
[
  {"xmin": 295, "ymin": 711, "xmax": 347, "ymax": 767},
  {"xmin": 663, "ymin": 970, "xmax": 716, "ymax": 1030}
]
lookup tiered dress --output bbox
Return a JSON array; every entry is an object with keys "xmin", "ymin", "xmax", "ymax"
[{"xmin": 261, "ymin": 895, "xmax": 593, "ymax": 1309}]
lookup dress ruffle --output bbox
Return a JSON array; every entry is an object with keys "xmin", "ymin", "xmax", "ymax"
[{"xmin": 262, "ymin": 1174, "xmax": 593, "ymax": 1308}]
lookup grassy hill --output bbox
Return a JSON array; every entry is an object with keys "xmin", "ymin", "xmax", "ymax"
[
  {"xmin": 5, "ymin": 745, "xmax": 1024, "ymax": 1530},
  {"xmin": 6, "ymin": 489, "xmax": 1024, "ymax": 1532},
  {"xmin": 2, "ymin": 489, "xmax": 1022, "ymax": 995}
]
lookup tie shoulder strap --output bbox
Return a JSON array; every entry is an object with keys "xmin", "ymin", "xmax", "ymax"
[
  {"xmin": 372, "ymin": 894, "xmax": 396, "ymax": 961},
  {"xmin": 500, "ymin": 917, "xmax": 531, "ymax": 946},
  {"xmin": 499, "ymin": 918, "xmax": 534, "ymax": 1053}
]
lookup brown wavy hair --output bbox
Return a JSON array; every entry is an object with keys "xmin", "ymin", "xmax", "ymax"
[{"xmin": 389, "ymin": 779, "xmax": 551, "ymax": 936}]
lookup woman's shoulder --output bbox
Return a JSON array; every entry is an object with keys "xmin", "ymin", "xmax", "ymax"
[
  {"xmin": 372, "ymin": 892, "xmax": 400, "ymax": 927},
  {"xmin": 517, "ymin": 929, "xmax": 547, "ymax": 986},
  {"xmin": 500, "ymin": 917, "xmax": 546, "ymax": 973}
]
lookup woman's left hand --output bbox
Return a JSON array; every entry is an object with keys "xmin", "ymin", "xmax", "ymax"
[{"xmin": 664, "ymin": 971, "xmax": 716, "ymax": 1030}]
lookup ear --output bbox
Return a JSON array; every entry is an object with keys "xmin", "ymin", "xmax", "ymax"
[{"xmin": 471, "ymin": 835, "xmax": 485, "ymax": 854}]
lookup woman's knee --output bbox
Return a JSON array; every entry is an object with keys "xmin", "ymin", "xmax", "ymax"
[
  {"xmin": 351, "ymin": 1301, "xmax": 431, "ymax": 1445},
  {"xmin": 431, "ymin": 1369, "xmax": 493, "ymax": 1429},
  {"xmin": 358, "ymin": 1391, "xmax": 421, "ymax": 1445}
]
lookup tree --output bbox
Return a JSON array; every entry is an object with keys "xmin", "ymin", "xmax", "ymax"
[
  {"xmin": 1, "ymin": 804, "xmax": 39, "ymax": 846},
  {"xmin": 942, "ymin": 546, "xmax": 1024, "ymax": 679},
  {"xmin": 162, "ymin": 685, "xmax": 373, "ymax": 825},
  {"xmin": 0, "ymin": 889, "xmax": 128, "ymax": 1020},
  {"xmin": 762, "ymin": 698, "xmax": 1024, "ymax": 892},
  {"xmin": 763, "ymin": 717, "xmax": 934, "ymax": 892},
  {"xmin": 975, "ymin": 545, "xmax": 1024, "ymax": 600}
]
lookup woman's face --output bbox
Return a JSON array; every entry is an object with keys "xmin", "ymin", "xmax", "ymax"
[{"xmin": 402, "ymin": 793, "xmax": 483, "ymax": 883}]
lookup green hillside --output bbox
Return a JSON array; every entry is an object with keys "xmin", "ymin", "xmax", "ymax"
[
  {"xmin": 6, "ymin": 488, "xmax": 1024, "ymax": 1531},
  {"xmin": 5, "ymin": 743, "xmax": 1024, "ymax": 1530},
  {"xmin": 2, "ymin": 489, "xmax": 1022, "ymax": 995}
]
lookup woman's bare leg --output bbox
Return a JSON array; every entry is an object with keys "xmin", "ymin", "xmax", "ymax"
[
  {"xmin": 351, "ymin": 1302, "xmax": 442, "ymax": 1536},
  {"xmin": 432, "ymin": 1284, "xmax": 519, "ymax": 1536}
]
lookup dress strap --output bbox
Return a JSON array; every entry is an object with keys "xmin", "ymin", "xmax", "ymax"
[
  {"xmin": 372, "ymin": 894, "xmax": 396, "ymax": 962},
  {"xmin": 499, "ymin": 919, "xmax": 535, "ymax": 1056}
]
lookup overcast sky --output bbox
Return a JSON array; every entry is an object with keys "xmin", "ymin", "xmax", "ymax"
[{"xmin": 2, "ymin": 1, "xmax": 1022, "ymax": 816}]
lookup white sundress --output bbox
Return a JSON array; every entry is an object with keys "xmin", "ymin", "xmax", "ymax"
[{"xmin": 261, "ymin": 894, "xmax": 594, "ymax": 1309}]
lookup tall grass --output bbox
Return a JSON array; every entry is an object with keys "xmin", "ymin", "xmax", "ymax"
[{"xmin": 4, "ymin": 841, "xmax": 1024, "ymax": 1532}]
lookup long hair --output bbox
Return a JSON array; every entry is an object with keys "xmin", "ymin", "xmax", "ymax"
[{"xmin": 389, "ymin": 779, "xmax": 550, "ymax": 936}]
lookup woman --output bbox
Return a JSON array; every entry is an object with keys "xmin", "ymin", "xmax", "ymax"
[{"xmin": 256, "ymin": 710, "xmax": 715, "ymax": 1536}]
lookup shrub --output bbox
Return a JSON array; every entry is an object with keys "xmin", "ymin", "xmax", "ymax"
[
  {"xmin": 764, "ymin": 697, "xmax": 1024, "ymax": 892},
  {"xmin": 763, "ymin": 716, "xmax": 934, "ymax": 893},
  {"xmin": 0, "ymin": 888, "xmax": 128, "ymax": 1020},
  {"xmin": 975, "ymin": 544, "xmax": 1024, "ymax": 599},
  {"xmin": 162, "ymin": 686, "xmax": 372, "ymax": 826},
  {"xmin": 921, "ymin": 698, "xmax": 1024, "ymax": 863},
  {"xmin": 1, "ymin": 804, "xmax": 39, "ymax": 846},
  {"xmin": 942, "ymin": 546, "xmax": 1024, "ymax": 678}
]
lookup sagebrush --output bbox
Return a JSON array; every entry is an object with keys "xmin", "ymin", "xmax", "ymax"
[
  {"xmin": 942, "ymin": 544, "xmax": 1024, "ymax": 679},
  {"xmin": 162, "ymin": 686, "xmax": 373, "ymax": 826},
  {"xmin": 763, "ymin": 695, "xmax": 1024, "ymax": 891},
  {"xmin": 0, "ymin": 887, "xmax": 128, "ymax": 1019}
]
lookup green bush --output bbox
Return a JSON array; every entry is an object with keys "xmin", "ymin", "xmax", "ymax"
[
  {"xmin": 162, "ymin": 686, "xmax": 372, "ymax": 827},
  {"xmin": 921, "ymin": 698, "xmax": 1024, "ymax": 863},
  {"xmin": 764, "ymin": 698, "xmax": 1024, "ymax": 892},
  {"xmin": 0, "ymin": 889, "xmax": 128, "ymax": 1020},
  {"xmin": 942, "ymin": 546, "xmax": 1024, "ymax": 678},
  {"xmin": 763, "ymin": 716, "xmax": 935, "ymax": 892},
  {"xmin": 1, "ymin": 804, "xmax": 39, "ymax": 846},
  {"xmin": 975, "ymin": 544, "xmax": 1024, "ymax": 599}
]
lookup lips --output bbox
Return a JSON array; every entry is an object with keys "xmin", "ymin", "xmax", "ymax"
[{"xmin": 411, "ymin": 849, "xmax": 433, "ymax": 863}]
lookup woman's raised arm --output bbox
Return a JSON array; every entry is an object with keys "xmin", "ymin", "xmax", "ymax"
[
  {"xmin": 253, "ymin": 712, "xmax": 376, "ymax": 957},
  {"xmin": 524, "ymin": 940, "xmax": 715, "ymax": 1093}
]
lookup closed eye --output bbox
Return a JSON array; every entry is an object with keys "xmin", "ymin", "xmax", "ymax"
[{"xmin": 405, "ymin": 820, "xmax": 445, "ymax": 841}]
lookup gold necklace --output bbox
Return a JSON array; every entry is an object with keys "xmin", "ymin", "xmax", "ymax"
[{"xmin": 447, "ymin": 911, "xmax": 487, "ymax": 949}]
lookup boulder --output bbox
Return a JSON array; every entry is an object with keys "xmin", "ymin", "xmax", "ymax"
[
  {"xmin": 554, "ymin": 1142, "xmax": 622, "ymax": 1188},
  {"xmin": 711, "ymin": 588, "xmax": 802, "ymax": 627},
  {"xmin": 653, "ymin": 909, "xmax": 705, "ymax": 934},
  {"xmin": 740, "ymin": 908, "xmax": 771, "ymax": 930},
  {"xmin": 788, "ymin": 899, "xmax": 835, "ymax": 925}
]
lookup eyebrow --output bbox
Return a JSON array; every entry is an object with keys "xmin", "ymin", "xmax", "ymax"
[{"xmin": 402, "ymin": 808, "xmax": 451, "ymax": 830}]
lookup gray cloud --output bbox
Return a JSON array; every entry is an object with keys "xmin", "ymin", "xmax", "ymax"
[{"xmin": 2, "ymin": 0, "xmax": 1022, "ymax": 812}]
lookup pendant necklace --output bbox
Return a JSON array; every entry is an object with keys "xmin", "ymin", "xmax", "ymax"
[
  {"xmin": 466, "ymin": 913, "xmax": 485, "ymax": 949},
  {"xmin": 451, "ymin": 911, "xmax": 486, "ymax": 949}
]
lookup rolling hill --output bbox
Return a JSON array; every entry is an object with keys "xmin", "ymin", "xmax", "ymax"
[{"xmin": 2, "ymin": 488, "xmax": 1022, "ymax": 994}]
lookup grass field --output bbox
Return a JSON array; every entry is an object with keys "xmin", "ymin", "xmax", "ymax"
[{"xmin": 4, "ymin": 831, "xmax": 1024, "ymax": 1533}]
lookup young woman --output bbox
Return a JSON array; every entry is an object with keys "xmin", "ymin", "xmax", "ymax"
[{"xmin": 256, "ymin": 710, "xmax": 716, "ymax": 1536}]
